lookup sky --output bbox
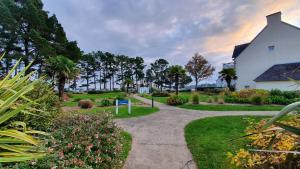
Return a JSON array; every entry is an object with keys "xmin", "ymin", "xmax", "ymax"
[{"xmin": 42, "ymin": 0, "xmax": 300, "ymax": 83}]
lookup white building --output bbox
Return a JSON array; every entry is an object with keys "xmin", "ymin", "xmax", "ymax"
[{"xmin": 233, "ymin": 12, "xmax": 300, "ymax": 91}]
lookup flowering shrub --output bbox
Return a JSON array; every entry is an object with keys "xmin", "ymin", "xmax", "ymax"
[
  {"xmin": 223, "ymin": 89, "xmax": 299, "ymax": 105},
  {"xmin": 50, "ymin": 113, "xmax": 124, "ymax": 168},
  {"xmin": 6, "ymin": 113, "xmax": 128, "ymax": 169},
  {"xmin": 78, "ymin": 100, "xmax": 93, "ymax": 109},
  {"xmin": 228, "ymin": 115, "xmax": 300, "ymax": 168},
  {"xmin": 192, "ymin": 93, "xmax": 199, "ymax": 104},
  {"xmin": 167, "ymin": 95, "xmax": 188, "ymax": 105}
]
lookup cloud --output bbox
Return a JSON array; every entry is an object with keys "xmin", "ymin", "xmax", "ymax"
[{"xmin": 42, "ymin": 0, "xmax": 300, "ymax": 83}]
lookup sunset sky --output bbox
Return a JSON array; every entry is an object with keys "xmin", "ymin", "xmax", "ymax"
[{"xmin": 42, "ymin": 0, "xmax": 300, "ymax": 82}]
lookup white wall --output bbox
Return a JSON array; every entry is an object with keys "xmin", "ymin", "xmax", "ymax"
[
  {"xmin": 256, "ymin": 81, "xmax": 299, "ymax": 91},
  {"xmin": 235, "ymin": 13, "xmax": 300, "ymax": 91}
]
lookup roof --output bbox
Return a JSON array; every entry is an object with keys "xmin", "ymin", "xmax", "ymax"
[
  {"xmin": 254, "ymin": 62, "xmax": 300, "ymax": 82},
  {"xmin": 232, "ymin": 43, "xmax": 250, "ymax": 59}
]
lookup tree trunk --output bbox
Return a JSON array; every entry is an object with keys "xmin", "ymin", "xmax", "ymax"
[
  {"xmin": 195, "ymin": 77, "xmax": 198, "ymax": 90},
  {"xmin": 99, "ymin": 70, "xmax": 102, "ymax": 90},
  {"xmin": 58, "ymin": 76, "xmax": 66, "ymax": 99},
  {"xmin": 94, "ymin": 72, "xmax": 97, "ymax": 90},
  {"xmin": 110, "ymin": 77, "xmax": 112, "ymax": 91},
  {"xmin": 112, "ymin": 74, "xmax": 115, "ymax": 90},
  {"xmin": 175, "ymin": 75, "xmax": 179, "ymax": 95}
]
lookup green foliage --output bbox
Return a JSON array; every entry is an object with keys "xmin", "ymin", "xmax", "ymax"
[
  {"xmin": 100, "ymin": 98, "xmax": 112, "ymax": 107},
  {"xmin": 152, "ymin": 92, "xmax": 170, "ymax": 97},
  {"xmin": 12, "ymin": 81, "xmax": 60, "ymax": 131},
  {"xmin": 50, "ymin": 113, "xmax": 124, "ymax": 168},
  {"xmin": 9, "ymin": 113, "xmax": 130, "ymax": 169},
  {"xmin": 268, "ymin": 95, "xmax": 292, "ymax": 105},
  {"xmin": 218, "ymin": 68, "xmax": 237, "ymax": 90},
  {"xmin": 0, "ymin": 56, "xmax": 47, "ymax": 163},
  {"xmin": 87, "ymin": 90, "xmax": 122, "ymax": 94},
  {"xmin": 224, "ymin": 89, "xmax": 299, "ymax": 105},
  {"xmin": 185, "ymin": 116, "xmax": 266, "ymax": 169},
  {"xmin": 192, "ymin": 93, "xmax": 200, "ymax": 104},
  {"xmin": 167, "ymin": 95, "xmax": 188, "ymax": 105},
  {"xmin": 167, "ymin": 65, "xmax": 191, "ymax": 95},
  {"xmin": 46, "ymin": 55, "xmax": 79, "ymax": 98},
  {"xmin": 251, "ymin": 95, "xmax": 263, "ymax": 105},
  {"xmin": 78, "ymin": 100, "xmax": 93, "ymax": 109}
]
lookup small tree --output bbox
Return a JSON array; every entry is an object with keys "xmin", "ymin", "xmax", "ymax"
[
  {"xmin": 167, "ymin": 65, "xmax": 189, "ymax": 95},
  {"xmin": 185, "ymin": 53, "xmax": 215, "ymax": 90},
  {"xmin": 46, "ymin": 55, "xmax": 79, "ymax": 98},
  {"xmin": 219, "ymin": 68, "xmax": 237, "ymax": 91}
]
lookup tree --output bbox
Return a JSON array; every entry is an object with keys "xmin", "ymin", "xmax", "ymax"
[
  {"xmin": 145, "ymin": 69, "xmax": 155, "ymax": 90},
  {"xmin": 80, "ymin": 54, "xmax": 95, "ymax": 91},
  {"xmin": 133, "ymin": 56, "xmax": 145, "ymax": 91},
  {"xmin": 219, "ymin": 68, "xmax": 237, "ymax": 91},
  {"xmin": 185, "ymin": 53, "xmax": 215, "ymax": 90},
  {"xmin": 46, "ymin": 55, "xmax": 79, "ymax": 98},
  {"xmin": 150, "ymin": 59, "xmax": 169, "ymax": 91},
  {"xmin": 167, "ymin": 65, "xmax": 190, "ymax": 95}
]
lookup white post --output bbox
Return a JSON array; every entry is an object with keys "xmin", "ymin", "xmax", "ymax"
[
  {"xmin": 116, "ymin": 99, "xmax": 118, "ymax": 115},
  {"xmin": 128, "ymin": 99, "xmax": 131, "ymax": 114}
]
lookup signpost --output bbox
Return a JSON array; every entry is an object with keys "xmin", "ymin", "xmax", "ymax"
[{"xmin": 115, "ymin": 99, "xmax": 131, "ymax": 115}]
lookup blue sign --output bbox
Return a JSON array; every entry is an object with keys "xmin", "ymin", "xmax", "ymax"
[{"xmin": 118, "ymin": 100, "xmax": 129, "ymax": 105}]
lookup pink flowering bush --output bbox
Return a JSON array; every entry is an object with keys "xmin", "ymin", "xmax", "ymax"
[
  {"xmin": 49, "ymin": 113, "xmax": 123, "ymax": 168},
  {"xmin": 9, "ymin": 113, "xmax": 125, "ymax": 169}
]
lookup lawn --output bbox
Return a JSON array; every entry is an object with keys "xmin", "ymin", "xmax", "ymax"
[
  {"xmin": 70, "ymin": 92, "xmax": 125, "ymax": 99},
  {"xmin": 141, "ymin": 92, "xmax": 285, "ymax": 111},
  {"xmin": 142, "ymin": 91, "xmax": 214, "ymax": 104},
  {"xmin": 120, "ymin": 131, "xmax": 132, "ymax": 166},
  {"xmin": 185, "ymin": 116, "xmax": 267, "ymax": 169},
  {"xmin": 179, "ymin": 104, "xmax": 284, "ymax": 111},
  {"xmin": 80, "ymin": 105, "xmax": 159, "ymax": 118}
]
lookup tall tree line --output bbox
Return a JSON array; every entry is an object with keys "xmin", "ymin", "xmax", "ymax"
[
  {"xmin": 75, "ymin": 51, "xmax": 146, "ymax": 92},
  {"xmin": 0, "ymin": 0, "xmax": 81, "ymax": 76}
]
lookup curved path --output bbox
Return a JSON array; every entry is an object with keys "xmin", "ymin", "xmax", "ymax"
[{"xmin": 115, "ymin": 95, "xmax": 278, "ymax": 169}]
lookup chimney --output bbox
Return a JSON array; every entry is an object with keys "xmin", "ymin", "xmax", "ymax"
[{"xmin": 266, "ymin": 12, "xmax": 282, "ymax": 25}]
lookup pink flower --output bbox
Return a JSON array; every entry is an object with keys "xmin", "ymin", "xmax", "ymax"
[{"xmin": 67, "ymin": 143, "xmax": 73, "ymax": 148}]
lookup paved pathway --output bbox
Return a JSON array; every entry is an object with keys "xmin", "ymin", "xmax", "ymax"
[{"xmin": 115, "ymin": 95, "xmax": 278, "ymax": 169}]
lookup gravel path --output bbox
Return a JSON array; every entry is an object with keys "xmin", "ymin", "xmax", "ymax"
[{"xmin": 115, "ymin": 95, "xmax": 278, "ymax": 169}]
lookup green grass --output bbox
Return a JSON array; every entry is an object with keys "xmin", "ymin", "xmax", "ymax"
[
  {"xmin": 70, "ymin": 92, "xmax": 125, "ymax": 99},
  {"xmin": 185, "ymin": 116, "xmax": 267, "ymax": 169},
  {"xmin": 119, "ymin": 131, "xmax": 132, "ymax": 167},
  {"xmin": 141, "ymin": 92, "xmax": 284, "ymax": 111},
  {"xmin": 179, "ymin": 104, "xmax": 284, "ymax": 111},
  {"xmin": 143, "ymin": 92, "xmax": 218, "ymax": 104},
  {"xmin": 79, "ymin": 106, "xmax": 159, "ymax": 118}
]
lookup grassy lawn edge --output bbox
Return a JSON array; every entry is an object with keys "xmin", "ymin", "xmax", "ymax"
[{"xmin": 184, "ymin": 116, "xmax": 268, "ymax": 169}]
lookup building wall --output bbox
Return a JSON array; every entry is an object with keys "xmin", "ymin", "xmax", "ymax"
[
  {"xmin": 235, "ymin": 13, "xmax": 300, "ymax": 91},
  {"xmin": 256, "ymin": 81, "xmax": 299, "ymax": 91}
]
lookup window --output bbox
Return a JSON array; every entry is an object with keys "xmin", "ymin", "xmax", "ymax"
[
  {"xmin": 244, "ymin": 85, "xmax": 250, "ymax": 89},
  {"xmin": 268, "ymin": 45, "xmax": 275, "ymax": 51}
]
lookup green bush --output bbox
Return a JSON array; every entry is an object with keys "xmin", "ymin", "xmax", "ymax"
[
  {"xmin": 269, "ymin": 96, "xmax": 292, "ymax": 105},
  {"xmin": 192, "ymin": 93, "xmax": 199, "ymax": 104},
  {"xmin": 251, "ymin": 95, "xmax": 263, "ymax": 105},
  {"xmin": 73, "ymin": 98, "xmax": 81, "ymax": 102},
  {"xmin": 167, "ymin": 95, "xmax": 188, "ymax": 105},
  {"xmin": 78, "ymin": 100, "xmax": 93, "ymax": 109},
  {"xmin": 10, "ymin": 113, "xmax": 125, "ymax": 168},
  {"xmin": 152, "ymin": 92, "xmax": 170, "ymax": 97},
  {"xmin": 115, "ymin": 93, "xmax": 127, "ymax": 100},
  {"xmin": 100, "ymin": 98, "xmax": 112, "ymax": 107},
  {"xmin": 87, "ymin": 90, "xmax": 122, "ymax": 94},
  {"xmin": 11, "ymin": 81, "xmax": 60, "ymax": 131}
]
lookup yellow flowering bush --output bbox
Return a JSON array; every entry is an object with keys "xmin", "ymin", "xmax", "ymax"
[{"xmin": 229, "ymin": 115, "xmax": 300, "ymax": 168}]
